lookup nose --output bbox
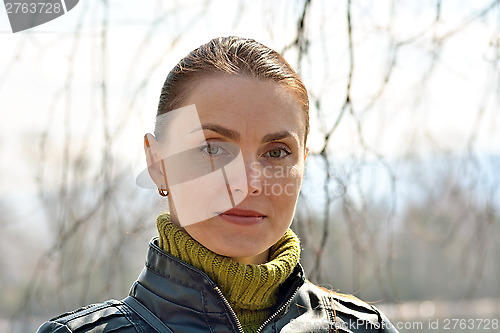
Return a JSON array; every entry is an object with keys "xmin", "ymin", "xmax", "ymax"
[
  {"xmin": 246, "ymin": 160, "xmax": 263, "ymax": 195},
  {"xmin": 230, "ymin": 157, "xmax": 263, "ymax": 196}
]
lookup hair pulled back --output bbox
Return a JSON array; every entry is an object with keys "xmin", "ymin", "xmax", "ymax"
[{"xmin": 156, "ymin": 36, "xmax": 309, "ymax": 140}]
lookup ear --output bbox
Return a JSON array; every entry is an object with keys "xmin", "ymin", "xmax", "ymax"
[{"xmin": 144, "ymin": 133, "xmax": 169, "ymax": 190}]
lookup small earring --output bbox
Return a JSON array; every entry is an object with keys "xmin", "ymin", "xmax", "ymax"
[{"xmin": 158, "ymin": 187, "xmax": 169, "ymax": 197}]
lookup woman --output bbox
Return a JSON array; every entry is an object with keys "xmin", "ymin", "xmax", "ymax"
[{"xmin": 38, "ymin": 37, "xmax": 399, "ymax": 333}]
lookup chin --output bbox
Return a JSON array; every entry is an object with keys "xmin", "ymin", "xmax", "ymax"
[
  {"xmin": 185, "ymin": 220, "xmax": 277, "ymax": 262},
  {"xmin": 215, "ymin": 241, "xmax": 268, "ymax": 259}
]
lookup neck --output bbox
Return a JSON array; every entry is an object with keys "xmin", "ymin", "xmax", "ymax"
[
  {"xmin": 232, "ymin": 249, "xmax": 269, "ymax": 265},
  {"xmin": 169, "ymin": 211, "xmax": 271, "ymax": 265},
  {"xmin": 155, "ymin": 212, "xmax": 301, "ymax": 333}
]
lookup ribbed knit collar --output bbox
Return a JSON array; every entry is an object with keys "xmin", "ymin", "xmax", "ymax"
[{"xmin": 156, "ymin": 212, "xmax": 301, "ymax": 333}]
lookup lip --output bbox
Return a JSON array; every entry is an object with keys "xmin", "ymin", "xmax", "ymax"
[{"xmin": 217, "ymin": 208, "xmax": 266, "ymax": 226}]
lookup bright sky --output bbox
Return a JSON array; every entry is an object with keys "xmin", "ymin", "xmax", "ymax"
[{"xmin": 0, "ymin": 0, "xmax": 498, "ymax": 201}]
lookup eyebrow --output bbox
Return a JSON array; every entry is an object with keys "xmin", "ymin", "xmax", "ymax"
[
  {"xmin": 193, "ymin": 123, "xmax": 295, "ymax": 144},
  {"xmin": 193, "ymin": 123, "xmax": 240, "ymax": 141},
  {"xmin": 260, "ymin": 131, "xmax": 294, "ymax": 143}
]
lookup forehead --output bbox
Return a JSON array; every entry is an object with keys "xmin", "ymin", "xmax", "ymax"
[{"xmin": 180, "ymin": 75, "xmax": 306, "ymax": 141}]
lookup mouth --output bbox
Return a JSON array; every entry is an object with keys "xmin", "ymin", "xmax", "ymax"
[{"xmin": 217, "ymin": 208, "xmax": 266, "ymax": 225}]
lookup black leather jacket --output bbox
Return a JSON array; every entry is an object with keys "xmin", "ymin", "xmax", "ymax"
[{"xmin": 37, "ymin": 238, "xmax": 399, "ymax": 332}]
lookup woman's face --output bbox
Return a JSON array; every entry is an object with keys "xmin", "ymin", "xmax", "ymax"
[{"xmin": 153, "ymin": 75, "xmax": 307, "ymax": 264}]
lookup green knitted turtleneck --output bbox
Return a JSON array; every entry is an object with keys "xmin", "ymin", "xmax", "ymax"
[{"xmin": 156, "ymin": 212, "xmax": 301, "ymax": 333}]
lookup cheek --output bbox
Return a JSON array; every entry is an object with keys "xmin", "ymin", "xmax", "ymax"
[{"xmin": 265, "ymin": 165, "xmax": 303, "ymax": 205}]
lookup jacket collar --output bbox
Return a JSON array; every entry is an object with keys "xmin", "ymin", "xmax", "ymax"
[{"xmin": 129, "ymin": 237, "xmax": 305, "ymax": 325}]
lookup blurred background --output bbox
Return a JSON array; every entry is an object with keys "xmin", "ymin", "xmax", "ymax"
[{"xmin": 0, "ymin": 0, "xmax": 499, "ymax": 332}]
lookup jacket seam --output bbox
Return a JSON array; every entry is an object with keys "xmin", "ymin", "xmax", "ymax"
[
  {"xmin": 46, "ymin": 322, "xmax": 73, "ymax": 332},
  {"xmin": 144, "ymin": 258, "xmax": 210, "ymax": 292},
  {"xmin": 200, "ymin": 290, "xmax": 216, "ymax": 333},
  {"xmin": 144, "ymin": 261, "xmax": 202, "ymax": 290},
  {"xmin": 149, "ymin": 241, "xmax": 206, "ymax": 280},
  {"xmin": 135, "ymin": 280, "xmax": 218, "ymax": 315},
  {"xmin": 54, "ymin": 301, "xmax": 120, "ymax": 324},
  {"xmin": 116, "ymin": 302, "xmax": 144, "ymax": 333}
]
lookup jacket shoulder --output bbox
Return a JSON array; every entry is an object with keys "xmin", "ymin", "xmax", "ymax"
[
  {"xmin": 36, "ymin": 300, "xmax": 140, "ymax": 333},
  {"xmin": 301, "ymin": 281, "xmax": 399, "ymax": 332}
]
